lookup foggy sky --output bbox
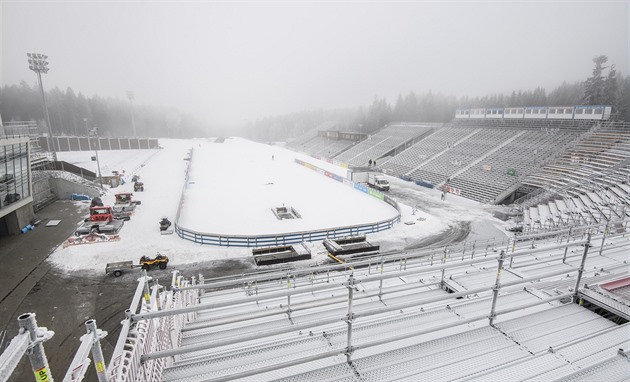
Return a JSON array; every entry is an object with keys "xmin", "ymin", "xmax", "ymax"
[{"xmin": 2, "ymin": 1, "xmax": 628, "ymax": 127}]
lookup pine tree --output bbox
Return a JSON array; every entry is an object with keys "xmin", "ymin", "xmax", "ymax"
[{"xmin": 582, "ymin": 55, "xmax": 608, "ymax": 105}]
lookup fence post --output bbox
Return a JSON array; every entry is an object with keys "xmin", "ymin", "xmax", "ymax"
[
  {"xmin": 85, "ymin": 319, "xmax": 108, "ymax": 382},
  {"xmin": 488, "ymin": 250, "xmax": 506, "ymax": 326},
  {"xmin": 345, "ymin": 273, "xmax": 355, "ymax": 364},
  {"xmin": 17, "ymin": 313, "xmax": 53, "ymax": 382},
  {"xmin": 574, "ymin": 233, "xmax": 592, "ymax": 300}
]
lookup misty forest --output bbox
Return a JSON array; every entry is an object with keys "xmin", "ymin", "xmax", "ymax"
[{"xmin": 1, "ymin": 55, "xmax": 628, "ymax": 141}]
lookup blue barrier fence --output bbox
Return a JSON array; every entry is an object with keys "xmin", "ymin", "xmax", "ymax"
[{"xmin": 174, "ymin": 156, "xmax": 401, "ymax": 247}]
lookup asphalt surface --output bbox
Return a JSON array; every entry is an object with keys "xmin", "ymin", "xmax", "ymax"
[{"xmin": 0, "ymin": 201, "xmax": 255, "ymax": 381}]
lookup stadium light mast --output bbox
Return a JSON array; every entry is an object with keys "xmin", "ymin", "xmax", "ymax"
[
  {"xmin": 27, "ymin": 52, "xmax": 57, "ymax": 162},
  {"xmin": 90, "ymin": 126, "xmax": 104, "ymax": 191},
  {"xmin": 127, "ymin": 91, "xmax": 137, "ymax": 137}
]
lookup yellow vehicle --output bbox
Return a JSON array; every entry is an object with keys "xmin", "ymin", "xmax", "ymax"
[{"xmin": 140, "ymin": 253, "xmax": 169, "ymax": 270}]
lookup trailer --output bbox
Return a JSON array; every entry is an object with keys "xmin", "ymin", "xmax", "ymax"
[
  {"xmin": 105, "ymin": 261, "xmax": 139, "ymax": 277},
  {"xmin": 105, "ymin": 254, "xmax": 169, "ymax": 276}
]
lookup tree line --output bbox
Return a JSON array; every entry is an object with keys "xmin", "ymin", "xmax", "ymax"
[
  {"xmin": 0, "ymin": 82, "xmax": 209, "ymax": 138},
  {"xmin": 1, "ymin": 55, "xmax": 627, "ymax": 141},
  {"xmin": 243, "ymin": 55, "xmax": 630, "ymax": 140}
]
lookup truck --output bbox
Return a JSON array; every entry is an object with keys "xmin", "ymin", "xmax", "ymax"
[
  {"xmin": 75, "ymin": 206, "xmax": 125, "ymax": 236},
  {"xmin": 368, "ymin": 173, "xmax": 390, "ymax": 191}
]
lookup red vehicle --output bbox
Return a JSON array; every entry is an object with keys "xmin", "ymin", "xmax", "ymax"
[{"xmin": 75, "ymin": 206, "xmax": 125, "ymax": 236}]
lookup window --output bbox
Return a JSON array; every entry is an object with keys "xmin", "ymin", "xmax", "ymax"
[
  {"xmin": 576, "ymin": 109, "xmax": 583, "ymax": 114},
  {"xmin": 594, "ymin": 108, "xmax": 603, "ymax": 114},
  {"xmin": 585, "ymin": 109, "xmax": 593, "ymax": 114},
  {"xmin": 526, "ymin": 109, "xmax": 532, "ymax": 114},
  {"xmin": 549, "ymin": 109, "xmax": 556, "ymax": 114},
  {"xmin": 565, "ymin": 108, "xmax": 572, "ymax": 114}
]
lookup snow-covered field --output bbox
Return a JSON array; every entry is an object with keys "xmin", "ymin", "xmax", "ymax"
[
  {"xmin": 51, "ymin": 137, "xmax": 507, "ymax": 273},
  {"xmin": 180, "ymin": 139, "xmax": 398, "ymax": 234}
]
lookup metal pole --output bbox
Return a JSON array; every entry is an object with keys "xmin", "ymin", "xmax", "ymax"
[
  {"xmin": 440, "ymin": 247, "xmax": 448, "ymax": 288},
  {"xmin": 488, "ymin": 250, "xmax": 506, "ymax": 326},
  {"xmin": 84, "ymin": 118, "xmax": 92, "ymax": 151},
  {"xmin": 598, "ymin": 221, "xmax": 609, "ymax": 256},
  {"xmin": 85, "ymin": 319, "xmax": 108, "ymax": 382},
  {"xmin": 92, "ymin": 128, "xmax": 104, "ymax": 190},
  {"xmin": 345, "ymin": 274, "xmax": 355, "ymax": 363},
  {"xmin": 17, "ymin": 313, "xmax": 53, "ymax": 382},
  {"xmin": 143, "ymin": 270, "xmax": 151, "ymax": 305},
  {"xmin": 36, "ymin": 71, "xmax": 57, "ymax": 162},
  {"xmin": 152, "ymin": 280, "xmax": 162, "ymax": 311},
  {"xmin": 574, "ymin": 233, "xmax": 591, "ymax": 299}
]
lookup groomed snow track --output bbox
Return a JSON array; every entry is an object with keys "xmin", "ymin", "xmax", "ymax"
[{"xmin": 99, "ymin": 220, "xmax": 630, "ymax": 382}]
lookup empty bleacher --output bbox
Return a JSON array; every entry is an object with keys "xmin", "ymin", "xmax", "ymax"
[
  {"xmin": 524, "ymin": 122, "xmax": 630, "ymax": 191},
  {"xmin": 298, "ymin": 135, "xmax": 355, "ymax": 158},
  {"xmin": 408, "ymin": 127, "xmax": 515, "ymax": 187},
  {"xmin": 334, "ymin": 123, "xmax": 435, "ymax": 167},
  {"xmin": 379, "ymin": 125, "xmax": 476, "ymax": 177},
  {"xmin": 109, "ymin": 225, "xmax": 630, "ymax": 382},
  {"xmin": 449, "ymin": 128, "xmax": 582, "ymax": 202}
]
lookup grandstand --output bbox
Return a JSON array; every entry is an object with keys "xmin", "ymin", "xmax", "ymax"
[
  {"xmin": 447, "ymin": 125, "xmax": 583, "ymax": 203},
  {"xmin": 334, "ymin": 123, "xmax": 437, "ymax": 167},
  {"xmin": 100, "ymin": 222, "xmax": 629, "ymax": 381},
  {"xmin": 283, "ymin": 108, "xmax": 629, "ymax": 234},
  {"xmin": 287, "ymin": 121, "xmax": 364, "ymax": 159},
  {"xmin": 515, "ymin": 122, "xmax": 630, "ymax": 232}
]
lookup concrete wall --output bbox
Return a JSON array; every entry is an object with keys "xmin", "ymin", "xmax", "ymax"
[
  {"xmin": 52, "ymin": 178, "xmax": 100, "ymax": 200},
  {"xmin": 2, "ymin": 203, "xmax": 35, "ymax": 235}
]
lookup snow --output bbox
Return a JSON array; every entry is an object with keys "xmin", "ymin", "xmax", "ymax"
[
  {"xmin": 179, "ymin": 138, "xmax": 397, "ymax": 235},
  {"xmin": 50, "ymin": 137, "xmax": 508, "ymax": 273}
]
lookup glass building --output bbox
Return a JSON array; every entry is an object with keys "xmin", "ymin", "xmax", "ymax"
[
  {"xmin": 0, "ymin": 136, "xmax": 33, "ymax": 234},
  {"xmin": 1, "ymin": 139, "xmax": 31, "ymax": 208}
]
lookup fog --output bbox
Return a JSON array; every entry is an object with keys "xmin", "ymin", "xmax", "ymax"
[{"xmin": 1, "ymin": 1, "xmax": 628, "ymax": 128}]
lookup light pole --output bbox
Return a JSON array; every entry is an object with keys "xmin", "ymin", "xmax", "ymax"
[
  {"xmin": 127, "ymin": 91, "xmax": 136, "ymax": 137},
  {"xmin": 83, "ymin": 118, "xmax": 92, "ymax": 151},
  {"xmin": 27, "ymin": 52, "xmax": 57, "ymax": 162},
  {"xmin": 90, "ymin": 127, "xmax": 104, "ymax": 190}
]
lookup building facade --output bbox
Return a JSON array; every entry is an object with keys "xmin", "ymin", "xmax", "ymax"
[{"xmin": 0, "ymin": 136, "xmax": 35, "ymax": 235}]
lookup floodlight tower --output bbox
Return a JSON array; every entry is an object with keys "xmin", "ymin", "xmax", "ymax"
[
  {"xmin": 127, "ymin": 91, "xmax": 137, "ymax": 137},
  {"xmin": 27, "ymin": 52, "xmax": 57, "ymax": 161},
  {"xmin": 90, "ymin": 126, "xmax": 104, "ymax": 191}
]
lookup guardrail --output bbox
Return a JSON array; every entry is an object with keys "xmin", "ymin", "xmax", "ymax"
[{"xmin": 174, "ymin": 156, "xmax": 401, "ymax": 247}]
